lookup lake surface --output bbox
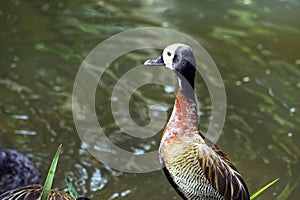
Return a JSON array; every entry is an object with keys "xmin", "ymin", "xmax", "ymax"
[{"xmin": 0, "ymin": 0, "xmax": 299, "ymax": 199}]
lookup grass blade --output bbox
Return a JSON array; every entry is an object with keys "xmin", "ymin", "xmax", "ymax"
[
  {"xmin": 250, "ymin": 178, "xmax": 279, "ymax": 200},
  {"xmin": 41, "ymin": 144, "xmax": 62, "ymax": 200},
  {"xmin": 65, "ymin": 173, "xmax": 79, "ymax": 199}
]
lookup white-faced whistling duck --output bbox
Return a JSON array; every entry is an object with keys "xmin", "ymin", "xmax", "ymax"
[
  {"xmin": 144, "ymin": 43, "xmax": 250, "ymax": 200},
  {"xmin": 0, "ymin": 146, "xmax": 41, "ymax": 194},
  {"xmin": 0, "ymin": 184, "xmax": 90, "ymax": 200}
]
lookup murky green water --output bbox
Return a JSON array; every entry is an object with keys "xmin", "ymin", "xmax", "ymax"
[{"xmin": 1, "ymin": 0, "xmax": 299, "ymax": 199}]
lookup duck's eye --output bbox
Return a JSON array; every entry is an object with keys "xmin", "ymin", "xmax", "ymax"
[{"xmin": 167, "ymin": 52, "xmax": 172, "ymax": 56}]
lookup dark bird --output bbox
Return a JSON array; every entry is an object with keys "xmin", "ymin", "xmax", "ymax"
[
  {"xmin": 144, "ymin": 44, "xmax": 250, "ymax": 200},
  {"xmin": 0, "ymin": 184, "xmax": 90, "ymax": 200},
  {"xmin": 0, "ymin": 146, "xmax": 41, "ymax": 194}
]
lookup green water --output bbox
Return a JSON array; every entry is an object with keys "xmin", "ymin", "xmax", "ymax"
[{"xmin": 0, "ymin": 0, "xmax": 299, "ymax": 199}]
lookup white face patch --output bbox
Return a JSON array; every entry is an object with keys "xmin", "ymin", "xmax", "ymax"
[{"xmin": 162, "ymin": 43, "xmax": 186, "ymax": 70}]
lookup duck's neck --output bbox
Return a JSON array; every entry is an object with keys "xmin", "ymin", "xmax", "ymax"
[{"xmin": 163, "ymin": 75, "xmax": 199, "ymax": 139}]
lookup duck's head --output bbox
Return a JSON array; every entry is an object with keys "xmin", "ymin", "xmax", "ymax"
[{"xmin": 144, "ymin": 43, "xmax": 197, "ymax": 89}]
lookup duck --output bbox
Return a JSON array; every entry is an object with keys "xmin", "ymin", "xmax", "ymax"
[
  {"xmin": 0, "ymin": 146, "xmax": 41, "ymax": 194},
  {"xmin": 0, "ymin": 184, "xmax": 90, "ymax": 200},
  {"xmin": 144, "ymin": 43, "xmax": 250, "ymax": 200}
]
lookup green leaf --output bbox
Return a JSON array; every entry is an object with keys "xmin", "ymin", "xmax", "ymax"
[
  {"xmin": 41, "ymin": 144, "xmax": 62, "ymax": 200},
  {"xmin": 250, "ymin": 178, "xmax": 279, "ymax": 200},
  {"xmin": 65, "ymin": 173, "xmax": 79, "ymax": 199}
]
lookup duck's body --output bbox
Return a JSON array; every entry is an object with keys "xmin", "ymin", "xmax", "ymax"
[
  {"xmin": 160, "ymin": 89, "xmax": 248, "ymax": 200},
  {"xmin": 144, "ymin": 44, "xmax": 249, "ymax": 200},
  {"xmin": 159, "ymin": 90, "xmax": 224, "ymax": 200},
  {"xmin": 0, "ymin": 184, "xmax": 74, "ymax": 200},
  {"xmin": 0, "ymin": 147, "xmax": 41, "ymax": 194}
]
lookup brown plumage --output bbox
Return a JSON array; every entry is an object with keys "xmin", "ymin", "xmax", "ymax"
[
  {"xmin": 144, "ymin": 43, "xmax": 250, "ymax": 200},
  {"xmin": 0, "ymin": 184, "xmax": 74, "ymax": 200}
]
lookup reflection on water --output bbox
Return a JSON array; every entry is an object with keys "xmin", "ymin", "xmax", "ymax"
[{"xmin": 0, "ymin": 0, "xmax": 299, "ymax": 199}]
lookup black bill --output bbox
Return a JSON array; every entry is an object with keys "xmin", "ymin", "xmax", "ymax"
[{"xmin": 144, "ymin": 55, "xmax": 165, "ymax": 66}]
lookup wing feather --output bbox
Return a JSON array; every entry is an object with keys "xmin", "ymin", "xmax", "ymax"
[{"xmin": 197, "ymin": 136, "xmax": 250, "ymax": 200}]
